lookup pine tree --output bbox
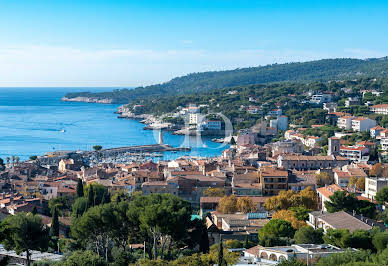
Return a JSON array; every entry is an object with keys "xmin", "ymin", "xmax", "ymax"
[
  {"xmin": 87, "ymin": 185, "xmax": 94, "ymax": 207},
  {"xmin": 76, "ymin": 179, "xmax": 84, "ymax": 198},
  {"xmin": 50, "ymin": 207, "xmax": 59, "ymax": 238}
]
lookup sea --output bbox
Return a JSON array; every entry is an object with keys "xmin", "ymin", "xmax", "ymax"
[{"xmin": 0, "ymin": 88, "xmax": 229, "ymax": 161}]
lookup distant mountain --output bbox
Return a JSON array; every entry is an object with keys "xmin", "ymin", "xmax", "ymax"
[{"xmin": 64, "ymin": 57, "xmax": 388, "ymax": 103}]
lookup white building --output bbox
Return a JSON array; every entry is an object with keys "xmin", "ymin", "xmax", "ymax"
[
  {"xmin": 370, "ymin": 104, "xmax": 388, "ymax": 115},
  {"xmin": 370, "ymin": 126, "xmax": 385, "ymax": 138},
  {"xmin": 243, "ymin": 244, "xmax": 351, "ymax": 265},
  {"xmin": 381, "ymin": 138, "xmax": 388, "ymax": 150},
  {"xmin": 363, "ymin": 177, "xmax": 388, "ymax": 200},
  {"xmin": 189, "ymin": 113, "xmax": 203, "ymax": 125},
  {"xmin": 304, "ymin": 136, "xmax": 322, "ymax": 148},
  {"xmin": 339, "ymin": 145, "xmax": 369, "ymax": 163},
  {"xmin": 351, "ymin": 117, "xmax": 376, "ymax": 132},
  {"xmin": 310, "ymin": 93, "xmax": 332, "ymax": 104},
  {"xmin": 247, "ymin": 106, "xmax": 260, "ymax": 114},
  {"xmin": 337, "ymin": 116, "xmax": 354, "ymax": 130}
]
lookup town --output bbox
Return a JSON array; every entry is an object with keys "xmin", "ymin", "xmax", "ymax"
[{"xmin": 3, "ymin": 81, "xmax": 388, "ymax": 265}]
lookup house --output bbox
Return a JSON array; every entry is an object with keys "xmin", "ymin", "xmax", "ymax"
[
  {"xmin": 247, "ymin": 106, "xmax": 261, "ymax": 114},
  {"xmin": 271, "ymin": 139, "xmax": 304, "ymax": 156},
  {"xmin": 259, "ymin": 167, "xmax": 289, "ymax": 196},
  {"xmin": 304, "ymin": 136, "xmax": 322, "ymax": 148},
  {"xmin": 323, "ymin": 102, "xmax": 337, "ymax": 112},
  {"xmin": 381, "ymin": 138, "xmax": 388, "ymax": 151},
  {"xmin": 351, "ymin": 117, "xmax": 376, "ymax": 132},
  {"xmin": 339, "ymin": 145, "xmax": 369, "ymax": 163},
  {"xmin": 270, "ymin": 115, "xmax": 288, "ymax": 131},
  {"xmin": 307, "ymin": 211, "xmax": 384, "ymax": 233},
  {"xmin": 345, "ymin": 97, "xmax": 360, "ymax": 107},
  {"xmin": 267, "ymin": 109, "xmax": 282, "ymax": 116},
  {"xmin": 370, "ymin": 126, "xmax": 385, "ymax": 138},
  {"xmin": 316, "ymin": 184, "xmax": 344, "ymax": 211},
  {"xmin": 141, "ymin": 181, "xmax": 178, "ymax": 196},
  {"xmin": 288, "ymin": 170, "xmax": 317, "ymax": 192},
  {"xmin": 370, "ymin": 104, "xmax": 388, "ymax": 115},
  {"xmin": 311, "ymin": 93, "xmax": 332, "ymax": 104},
  {"xmin": 242, "ymin": 244, "xmax": 352, "ymax": 264},
  {"xmin": 333, "ymin": 169, "xmax": 351, "ymax": 187},
  {"xmin": 337, "ymin": 116, "xmax": 354, "ymax": 130},
  {"xmin": 363, "ymin": 177, "xmax": 388, "ymax": 200}
]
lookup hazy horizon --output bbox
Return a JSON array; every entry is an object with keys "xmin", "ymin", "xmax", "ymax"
[{"xmin": 1, "ymin": 0, "xmax": 387, "ymax": 87}]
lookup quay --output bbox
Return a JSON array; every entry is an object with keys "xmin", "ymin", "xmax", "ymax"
[{"xmin": 85, "ymin": 144, "xmax": 190, "ymax": 156}]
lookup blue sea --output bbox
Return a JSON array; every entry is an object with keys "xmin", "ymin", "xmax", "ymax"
[{"xmin": 0, "ymin": 88, "xmax": 229, "ymax": 161}]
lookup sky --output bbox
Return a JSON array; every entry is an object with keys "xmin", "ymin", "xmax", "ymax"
[{"xmin": 0, "ymin": 0, "xmax": 387, "ymax": 87}]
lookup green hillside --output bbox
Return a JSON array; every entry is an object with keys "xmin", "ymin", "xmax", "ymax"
[{"xmin": 64, "ymin": 57, "xmax": 388, "ymax": 103}]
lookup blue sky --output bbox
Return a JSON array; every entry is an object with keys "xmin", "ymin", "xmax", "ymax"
[{"xmin": 0, "ymin": 0, "xmax": 387, "ymax": 87}]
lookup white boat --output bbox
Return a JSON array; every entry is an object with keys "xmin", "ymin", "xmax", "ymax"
[{"xmin": 60, "ymin": 129, "xmax": 66, "ymax": 133}]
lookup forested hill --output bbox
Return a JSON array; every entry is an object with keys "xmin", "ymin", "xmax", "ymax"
[{"xmin": 64, "ymin": 57, "xmax": 388, "ymax": 103}]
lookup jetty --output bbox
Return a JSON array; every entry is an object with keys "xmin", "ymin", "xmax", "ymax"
[{"xmin": 85, "ymin": 144, "xmax": 190, "ymax": 157}]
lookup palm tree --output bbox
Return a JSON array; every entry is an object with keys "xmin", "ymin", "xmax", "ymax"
[
  {"xmin": 6, "ymin": 157, "xmax": 10, "ymax": 167},
  {"xmin": 15, "ymin": 157, "xmax": 20, "ymax": 166}
]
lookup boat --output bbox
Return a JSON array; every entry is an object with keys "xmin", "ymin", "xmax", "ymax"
[{"xmin": 60, "ymin": 129, "xmax": 66, "ymax": 133}]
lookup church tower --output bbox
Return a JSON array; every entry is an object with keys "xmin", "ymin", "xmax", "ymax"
[{"xmin": 328, "ymin": 137, "xmax": 340, "ymax": 156}]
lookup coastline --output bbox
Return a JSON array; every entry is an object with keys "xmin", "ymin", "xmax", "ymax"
[{"xmin": 61, "ymin": 96, "xmax": 113, "ymax": 104}]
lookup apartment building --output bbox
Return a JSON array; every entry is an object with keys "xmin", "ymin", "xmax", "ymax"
[
  {"xmin": 337, "ymin": 116, "xmax": 354, "ymax": 130},
  {"xmin": 351, "ymin": 117, "xmax": 376, "ymax": 132},
  {"xmin": 339, "ymin": 145, "xmax": 369, "ymax": 163},
  {"xmin": 259, "ymin": 167, "xmax": 289, "ymax": 196},
  {"xmin": 363, "ymin": 177, "xmax": 388, "ymax": 200},
  {"xmin": 370, "ymin": 104, "xmax": 388, "ymax": 115}
]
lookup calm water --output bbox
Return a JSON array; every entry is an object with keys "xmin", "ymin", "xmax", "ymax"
[{"xmin": 0, "ymin": 88, "xmax": 228, "ymax": 161}]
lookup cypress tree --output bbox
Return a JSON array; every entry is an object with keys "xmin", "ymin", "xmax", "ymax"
[
  {"xmin": 244, "ymin": 235, "xmax": 249, "ymax": 248},
  {"xmin": 76, "ymin": 179, "xmax": 84, "ymax": 198},
  {"xmin": 31, "ymin": 206, "xmax": 38, "ymax": 215},
  {"xmin": 87, "ymin": 185, "xmax": 94, "ymax": 207},
  {"xmin": 218, "ymin": 237, "xmax": 225, "ymax": 266},
  {"xmin": 50, "ymin": 207, "xmax": 59, "ymax": 238},
  {"xmin": 199, "ymin": 225, "xmax": 210, "ymax": 253}
]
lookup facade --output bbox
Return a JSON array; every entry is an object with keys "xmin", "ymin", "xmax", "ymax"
[
  {"xmin": 310, "ymin": 93, "xmax": 332, "ymax": 104},
  {"xmin": 328, "ymin": 137, "xmax": 340, "ymax": 156},
  {"xmin": 345, "ymin": 97, "xmax": 360, "ymax": 107},
  {"xmin": 370, "ymin": 126, "xmax": 385, "ymax": 138},
  {"xmin": 277, "ymin": 155, "xmax": 349, "ymax": 170},
  {"xmin": 363, "ymin": 177, "xmax": 388, "ymax": 200},
  {"xmin": 307, "ymin": 211, "xmax": 383, "ymax": 233},
  {"xmin": 339, "ymin": 145, "xmax": 369, "ymax": 163},
  {"xmin": 267, "ymin": 109, "xmax": 282, "ymax": 116},
  {"xmin": 351, "ymin": 117, "xmax": 376, "ymax": 132},
  {"xmin": 271, "ymin": 139, "xmax": 304, "ymax": 156},
  {"xmin": 259, "ymin": 167, "xmax": 289, "ymax": 196},
  {"xmin": 370, "ymin": 104, "xmax": 388, "ymax": 115},
  {"xmin": 337, "ymin": 116, "xmax": 354, "ymax": 130},
  {"xmin": 381, "ymin": 138, "xmax": 388, "ymax": 151},
  {"xmin": 204, "ymin": 120, "xmax": 222, "ymax": 130},
  {"xmin": 243, "ymin": 244, "xmax": 351, "ymax": 264}
]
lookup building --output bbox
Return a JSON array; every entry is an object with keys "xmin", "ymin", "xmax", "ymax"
[
  {"xmin": 307, "ymin": 211, "xmax": 384, "ymax": 233},
  {"xmin": 259, "ymin": 167, "xmax": 289, "ymax": 196},
  {"xmin": 267, "ymin": 109, "xmax": 282, "ymax": 116},
  {"xmin": 323, "ymin": 102, "xmax": 337, "ymax": 112},
  {"xmin": 337, "ymin": 116, "xmax": 354, "ymax": 130},
  {"xmin": 328, "ymin": 137, "xmax": 341, "ymax": 156},
  {"xmin": 271, "ymin": 139, "xmax": 304, "ymax": 156},
  {"xmin": 277, "ymin": 155, "xmax": 349, "ymax": 170},
  {"xmin": 247, "ymin": 106, "xmax": 261, "ymax": 114},
  {"xmin": 345, "ymin": 97, "xmax": 360, "ymax": 107},
  {"xmin": 204, "ymin": 120, "xmax": 222, "ymax": 130},
  {"xmin": 316, "ymin": 184, "xmax": 343, "ymax": 211},
  {"xmin": 351, "ymin": 117, "xmax": 376, "ymax": 132},
  {"xmin": 370, "ymin": 104, "xmax": 388, "ymax": 115},
  {"xmin": 189, "ymin": 113, "xmax": 202, "ymax": 125},
  {"xmin": 242, "ymin": 244, "xmax": 352, "ymax": 265},
  {"xmin": 370, "ymin": 126, "xmax": 385, "ymax": 138},
  {"xmin": 339, "ymin": 145, "xmax": 369, "ymax": 163},
  {"xmin": 310, "ymin": 93, "xmax": 332, "ymax": 104},
  {"xmin": 333, "ymin": 169, "xmax": 351, "ymax": 188},
  {"xmin": 237, "ymin": 130, "xmax": 257, "ymax": 146},
  {"xmin": 381, "ymin": 138, "xmax": 388, "ymax": 150},
  {"xmin": 363, "ymin": 177, "xmax": 388, "ymax": 200},
  {"xmin": 304, "ymin": 136, "xmax": 321, "ymax": 148},
  {"xmin": 270, "ymin": 115, "xmax": 288, "ymax": 131}
]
